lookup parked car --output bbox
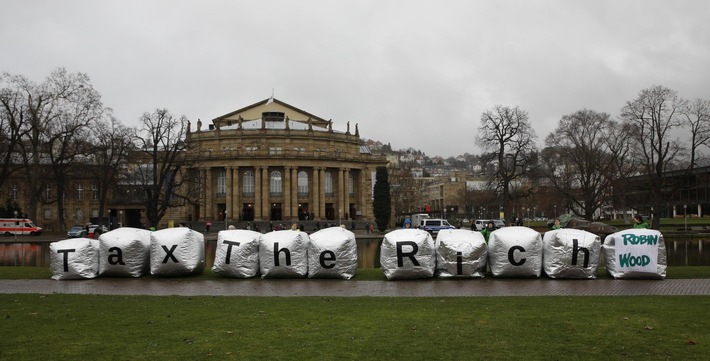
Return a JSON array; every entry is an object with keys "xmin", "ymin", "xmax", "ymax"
[
  {"xmin": 419, "ymin": 219, "xmax": 456, "ymax": 234},
  {"xmin": 473, "ymin": 219, "xmax": 506, "ymax": 231},
  {"xmin": 88, "ymin": 224, "xmax": 108, "ymax": 238},
  {"xmin": 67, "ymin": 225, "xmax": 88, "ymax": 238}
]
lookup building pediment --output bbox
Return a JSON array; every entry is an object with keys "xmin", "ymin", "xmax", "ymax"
[{"xmin": 212, "ymin": 98, "xmax": 331, "ymax": 129}]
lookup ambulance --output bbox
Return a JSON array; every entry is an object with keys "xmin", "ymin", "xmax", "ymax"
[{"xmin": 0, "ymin": 218, "xmax": 43, "ymax": 236}]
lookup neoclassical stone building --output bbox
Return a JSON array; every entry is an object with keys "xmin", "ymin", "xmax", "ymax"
[{"xmin": 184, "ymin": 98, "xmax": 387, "ymax": 224}]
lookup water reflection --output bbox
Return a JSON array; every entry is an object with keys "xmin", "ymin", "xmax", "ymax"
[{"xmin": 1, "ymin": 237, "xmax": 707, "ymax": 268}]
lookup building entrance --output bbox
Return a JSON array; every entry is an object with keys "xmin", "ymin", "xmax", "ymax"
[
  {"xmin": 298, "ymin": 204, "xmax": 309, "ymax": 220},
  {"xmin": 270, "ymin": 203, "xmax": 282, "ymax": 221},
  {"xmin": 242, "ymin": 203, "xmax": 254, "ymax": 221}
]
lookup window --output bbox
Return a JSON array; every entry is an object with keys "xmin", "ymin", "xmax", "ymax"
[
  {"xmin": 92, "ymin": 209, "xmax": 99, "ymax": 218},
  {"xmin": 269, "ymin": 147, "xmax": 283, "ymax": 155},
  {"xmin": 217, "ymin": 169, "xmax": 226, "ymax": 195},
  {"xmin": 297, "ymin": 171, "xmax": 309, "ymax": 195},
  {"xmin": 44, "ymin": 208, "xmax": 51, "ymax": 220},
  {"xmin": 270, "ymin": 170, "xmax": 282, "ymax": 196},
  {"xmin": 243, "ymin": 170, "xmax": 254, "ymax": 195},
  {"xmin": 91, "ymin": 184, "xmax": 99, "ymax": 200},
  {"xmin": 44, "ymin": 184, "xmax": 52, "ymax": 200},
  {"xmin": 76, "ymin": 184, "xmax": 84, "ymax": 200},
  {"xmin": 349, "ymin": 172, "xmax": 354, "ymax": 195},
  {"xmin": 11, "ymin": 184, "xmax": 18, "ymax": 200},
  {"xmin": 325, "ymin": 171, "xmax": 333, "ymax": 196}
]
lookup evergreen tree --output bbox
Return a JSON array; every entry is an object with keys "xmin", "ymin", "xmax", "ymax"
[{"xmin": 373, "ymin": 166, "xmax": 391, "ymax": 231}]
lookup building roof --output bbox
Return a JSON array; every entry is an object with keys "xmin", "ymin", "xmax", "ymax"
[{"xmin": 211, "ymin": 97, "xmax": 332, "ymax": 129}]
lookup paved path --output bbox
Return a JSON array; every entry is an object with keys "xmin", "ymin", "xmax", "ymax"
[{"xmin": 1, "ymin": 278, "xmax": 709, "ymax": 297}]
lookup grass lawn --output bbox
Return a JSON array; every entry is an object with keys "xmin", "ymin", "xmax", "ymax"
[
  {"xmin": 3, "ymin": 265, "xmax": 710, "ymax": 280},
  {"xmin": 2, "ymin": 266, "xmax": 709, "ymax": 360},
  {"xmin": 0, "ymin": 293, "xmax": 708, "ymax": 360}
]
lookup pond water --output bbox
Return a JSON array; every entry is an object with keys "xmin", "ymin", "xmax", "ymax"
[{"xmin": 1, "ymin": 237, "xmax": 708, "ymax": 268}]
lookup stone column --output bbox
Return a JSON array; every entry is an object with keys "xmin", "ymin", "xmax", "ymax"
[
  {"xmin": 319, "ymin": 168, "xmax": 326, "ymax": 220},
  {"xmin": 254, "ymin": 167, "xmax": 262, "ymax": 220},
  {"xmin": 283, "ymin": 166, "xmax": 291, "ymax": 219},
  {"xmin": 226, "ymin": 167, "xmax": 233, "ymax": 221},
  {"xmin": 311, "ymin": 167, "xmax": 319, "ymax": 220},
  {"xmin": 338, "ymin": 167, "xmax": 345, "ymax": 220},
  {"xmin": 262, "ymin": 166, "xmax": 270, "ymax": 221},
  {"xmin": 343, "ymin": 168, "xmax": 352, "ymax": 217},
  {"xmin": 205, "ymin": 167, "xmax": 213, "ymax": 221},
  {"xmin": 291, "ymin": 167, "xmax": 298, "ymax": 220},
  {"xmin": 232, "ymin": 166, "xmax": 240, "ymax": 221}
]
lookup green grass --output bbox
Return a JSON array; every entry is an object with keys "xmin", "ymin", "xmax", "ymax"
[
  {"xmin": 1, "ymin": 266, "xmax": 709, "ymax": 359},
  {"xmin": 0, "ymin": 294, "xmax": 707, "ymax": 360},
  {"xmin": 3, "ymin": 266, "xmax": 710, "ymax": 280}
]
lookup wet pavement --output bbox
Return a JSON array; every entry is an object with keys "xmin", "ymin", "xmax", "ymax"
[{"xmin": 1, "ymin": 278, "xmax": 709, "ymax": 297}]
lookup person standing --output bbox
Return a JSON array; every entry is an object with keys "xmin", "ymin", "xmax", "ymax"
[
  {"xmin": 551, "ymin": 218, "xmax": 562, "ymax": 230},
  {"xmin": 632, "ymin": 214, "xmax": 650, "ymax": 229},
  {"xmin": 480, "ymin": 221, "xmax": 495, "ymax": 243}
]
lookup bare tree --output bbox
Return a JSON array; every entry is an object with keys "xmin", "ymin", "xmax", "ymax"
[
  {"xmin": 620, "ymin": 85, "xmax": 686, "ymax": 229},
  {"xmin": 0, "ymin": 73, "xmax": 29, "ymax": 191},
  {"xmin": 87, "ymin": 115, "xmax": 135, "ymax": 228},
  {"xmin": 542, "ymin": 109, "xmax": 620, "ymax": 220},
  {"xmin": 1, "ymin": 68, "xmax": 103, "ymax": 225},
  {"xmin": 476, "ymin": 105, "xmax": 538, "ymax": 219},
  {"xmin": 45, "ymin": 73, "xmax": 105, "ymax": 229},
  {"xmin": 130, "ymin": 108, "xmax": 190, "ymax": 228},
  {"xmin": 389, "ymin": 161, "xmax": 427, "ymax": 218},
  {"xmin": 680, "ymin": 98, "xmax": 710, "ymax": 169}
]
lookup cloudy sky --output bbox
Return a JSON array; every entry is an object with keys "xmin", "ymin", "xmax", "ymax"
[{"xmin": 2, "ymin": 0, "xmax": 708, "ymax": 157}]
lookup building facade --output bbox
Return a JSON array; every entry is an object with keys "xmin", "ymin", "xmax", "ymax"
[{"xmin": 180, "ymin": 98, "xmax": 387, "ymax": 225}]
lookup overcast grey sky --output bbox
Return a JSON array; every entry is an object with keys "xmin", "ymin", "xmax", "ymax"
[{"xmin": 2, "ymin": 0, "xmax": 708, "ymax": 157}]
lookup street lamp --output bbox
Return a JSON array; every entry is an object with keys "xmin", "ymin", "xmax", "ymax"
[
  {"xmin": 119, "ymin": 210, "xmax": 123, "ymax": 228},
  {"xmin": 224, "ymin": 209, "xmax": 228, "ymax": 230},
  {"xmin": 13, "ymin": 210, "xmax": 18, "ymax": 241},
  {"xmin": 684, "ymin": 204, "xmax": 688, "ymax": 231},
  {"xmin": 527, "ymin": 208, "xmax": 530, "ymax": 226},
  {"xmin": 554, "ymin": 205, "xmax": 557, "ymax": 218}
]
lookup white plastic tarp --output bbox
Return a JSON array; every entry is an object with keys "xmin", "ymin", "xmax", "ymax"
[
  {"xmin": 50, "ymin": 238, "xmax": 99, "ymax": 280},
  {"xmin": 307, "ymin": 226, "xmax": 358, "ymax": 279},
  {"xmin": 380, "ymin": 229, "xmax": 435, "ymax": 280},
  {"xmin": 150, "ymin": 228, "xmax": 205, "ymax": 276},
  {"xmin": 98, "ymin": 227, "xmax": 152, "ymax": 277}
]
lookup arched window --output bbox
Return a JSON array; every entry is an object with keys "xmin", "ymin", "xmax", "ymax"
[
  {"xmin": 243, "ymin": 170, "xmax": 254, "ymax": 195},
  {"xmin": 297, "ymin": 171, "xmax": 309, "ymax": 195},
  {"xmin": 217, "ymin": 169, "xmax": 226, "ymax": 195},
  {"xmin": 325, "ymin": 171, "xmax": 333, "ymax": 196},
  {"xmin": 270, "ymin": 170, "xmax": 282, "ymax": 195}
]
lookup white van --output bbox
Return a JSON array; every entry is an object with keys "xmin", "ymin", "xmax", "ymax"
[
  {"xmin": 0, "ymin": 218, "xmax": 43, "ymax": 236},
  {"xmin": 473, "ymin": 219, "xmax": 505, "ymax": 231}
]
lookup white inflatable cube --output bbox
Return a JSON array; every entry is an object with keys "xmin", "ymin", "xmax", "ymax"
[
  {"xmin": 602, "ymin": 229, "xmax": 666, "ymax": 279},
  {"xmin": 98, "ymin": 227, "xmax": 152, "ymax": 277},
  {"xmin": 488, "ymin": 226, "xmax": 542, "ymax": 278},
  {"xmin": 308, "ymin": 226, "xmax": 358, "ymax": 279},
  {"xmin": 150, "ymin": 228, "xmax": 205, "ymax": 276},
  {"xmin": 50, "ymin": 238, "xmax": 99, "ymax": 280},
  {"xmin": 259, "ymin": 230, "xmax": 309, "ymax": 278},
  {"xmin": 212, "ymin": 229, "xmax": 261, "ymax": 278},
  {"xmin": 435, "ymin": 229, "xmax": 488, "ymax": 278},
  {"xmin": 380, "ymin": 229, "xmax": 435, "ymax": 280},
  {"xmin": 543, "ymin": 229, "xmax": 601, "ymax": 279}
]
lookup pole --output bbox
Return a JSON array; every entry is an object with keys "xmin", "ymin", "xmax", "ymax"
[{"xmin": 13, "ymin": 210, "xmax": 18, "ymax": 241}]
